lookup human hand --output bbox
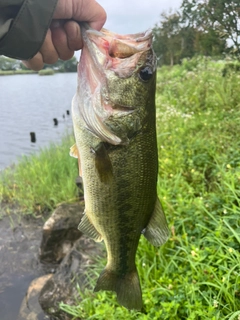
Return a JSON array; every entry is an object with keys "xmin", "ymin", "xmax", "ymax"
[{"xmin": 23, "ymin": 0, "xmax": 106, "ymax": 71}]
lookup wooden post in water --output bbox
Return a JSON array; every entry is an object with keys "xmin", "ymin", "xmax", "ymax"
[{"xmin": 30, "ymin": 132, "xmax": 36, "ymax": 143}]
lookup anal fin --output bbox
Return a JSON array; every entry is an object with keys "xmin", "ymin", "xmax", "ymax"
[
  {"xmin": 78, "ymin": 212, "xmax": 103, "ymax": 242},
  {"xmin": 143, "ymin": 197, "xmax": 169, "ymax": 246}
]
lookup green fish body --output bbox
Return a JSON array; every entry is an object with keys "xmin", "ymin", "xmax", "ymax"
[{"xmin": 71, "ymin": 25, "xmax": 169, "ymax": 310}]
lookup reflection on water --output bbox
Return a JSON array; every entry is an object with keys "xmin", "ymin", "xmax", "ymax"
[{"xmin": 0, "ymin": 73, "xmax": 77, "ymax": 170}]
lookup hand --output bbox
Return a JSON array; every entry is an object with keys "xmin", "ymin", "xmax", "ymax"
[{"xmin": 23, "ymin": 0, "xmax": 106, "ymax": 71}]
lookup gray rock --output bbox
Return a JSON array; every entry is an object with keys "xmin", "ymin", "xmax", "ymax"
[
  {"xmin": 17, "ymin": 274, "xmax": 52, "ymax": 320},
  {"xmin": 39, "ymin": 236, "xmax": 104, "ymax": 319},
  {"xmin": 39, "ymin": 203, "xmax": 84, "ymax": 264}
]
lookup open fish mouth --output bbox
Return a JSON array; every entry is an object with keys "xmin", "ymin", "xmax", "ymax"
[
  {"xmin": 74, "ymin": 24, "xmax": 155, "ymax": 145},
  {"xmin": 88, "ymin": 27, "xmax": 152, "ymax": 61},
  {"xmin": 83, "ymin": 23, "xmax": 152, "ymax": 56},
  {"xmin": 80, "ymin": 23, "xmax": 154, "ymax": 79}
]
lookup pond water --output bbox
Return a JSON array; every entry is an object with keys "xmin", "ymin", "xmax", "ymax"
[
  {"xmin": 0, "ymin": 73, "xmax": 77, "ymax": 170},
  {"xmin": 0, "ymin": 73, "xmax": 78, "ymax": 318},
  {"xmin": 0, "ymin": 211, "xmax": 47, "ymax": 320}
]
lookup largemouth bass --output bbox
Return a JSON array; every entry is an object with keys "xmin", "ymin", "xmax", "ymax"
[{"xmin": 71, "ymin": 24, "xmax": 169, "ymax": 311}]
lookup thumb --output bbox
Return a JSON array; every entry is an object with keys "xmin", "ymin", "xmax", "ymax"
[{"xmin": 53, "ymin": 0, "xmax": 106, "ymax": 30}]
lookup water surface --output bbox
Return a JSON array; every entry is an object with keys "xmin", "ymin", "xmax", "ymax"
[{"xmin": 0, "ymin": 73, "xmax": 77, "ymax": 170}]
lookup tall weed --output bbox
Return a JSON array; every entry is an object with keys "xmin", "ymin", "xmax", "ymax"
[{"xmin": 61, "ymin": 58, "xmax": 240, "ymax": 318}]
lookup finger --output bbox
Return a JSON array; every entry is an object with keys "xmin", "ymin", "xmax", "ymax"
[
  {"xmin": 72, "ymin": 0, "xmax": 107, "ymax": 30},
  {"xmin": 51, "ymin": 22, "xmax": 74, "ymax": 60},
  {"xmin": 22, "ymin": 52, "xmax": 44, "ymax": 71},
  {"xmin": 39, "ymin": 29, "xmax": 59, "ymax": 64},
  {"xmin": 64, "ymin": 20, "xmax": 83, "ymax": 51},
  {"xmin": 53, "ymin": 0, "xmax": 107, "ymax": 31}
]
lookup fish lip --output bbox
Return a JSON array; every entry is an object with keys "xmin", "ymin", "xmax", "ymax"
[
  {"xmin": 111, "ymin": 104, "xmax": 135, "ymax": 115},
  {"xmin": 102, "ymin": 97, "xmax": 135, "ymax": 114},
  {"xmin": 112, "ymin": 104, "xmax": 135, "ymax": 111}
]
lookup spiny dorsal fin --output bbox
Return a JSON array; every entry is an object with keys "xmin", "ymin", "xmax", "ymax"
[
  {"xmin": 78, "ymin": 212, "xmax": 103, "ymax": 242},
  {"xmin": 143, "ymin": 197, "xmax": 169, "ymax": 246}
]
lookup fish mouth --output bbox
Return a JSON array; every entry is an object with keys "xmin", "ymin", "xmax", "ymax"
[
  {"xmin": 82, "ymin": 23, "xmax": 152, "ymax": 56},
  {"xmin": 80, "ymin": 24, "xmax": 154, "ymax": 78},
  {"xmin": 75, "ymin": 24, "xmax": 154, "ymax": 145}
]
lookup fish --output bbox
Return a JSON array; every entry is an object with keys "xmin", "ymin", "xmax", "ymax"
[{"xmin": 70, "ymin": 24, "xmax": 169, "ymax": 311}]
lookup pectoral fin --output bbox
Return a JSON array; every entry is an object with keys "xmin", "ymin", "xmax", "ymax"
[
  {"xmin": 91, "ymin": 142, "xmax": 113, "ymax": 184},
  {"xmin": 70, "ymin": 144, "xmax": 78, "ymax": 158},
  {"xmin": 143, "ymin": 198, "xmax": 169, "ymax": 246},
  {"xmin": 78, "ymin": 212, "xmax": 103, "ymax": 242},
  {"xmin": 70, "ymin": 144, "xmax": 82, "ymax": 177}
]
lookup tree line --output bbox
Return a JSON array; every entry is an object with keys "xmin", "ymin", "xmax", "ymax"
[
  {"xmin": 0, "ymin": 56, "xmax": 78, "ymax": 72},
  {"xmin": 153, "ymin": 0, "xmax": 240, "ymax": 66}
]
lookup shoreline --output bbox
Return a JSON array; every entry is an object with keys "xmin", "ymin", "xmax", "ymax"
[
  {"xmin": 0, "ymin": 70, "xmax": 77, "ymax": 76},
  {"xmin": 0, "ymin": 70, "xmax": 37, "ymax": 75}
]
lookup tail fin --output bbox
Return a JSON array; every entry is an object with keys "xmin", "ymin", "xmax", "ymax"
[{"xmin": 94, "ymin": 267, "xmax": 142, "ymax": 310}]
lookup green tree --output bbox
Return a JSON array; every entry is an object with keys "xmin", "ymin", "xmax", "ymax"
[
  {"xmin": 206, "ymin": 0, "xmax": 240, "ymax": 54},
  {"xmin": 153, "ymin": 5, "xmax": 227, "ymax": 66},
  {"xmin": 181, "ymin": 0, "xmax": 239, "ymax": 55},
  {"xmin": 153, "ymin": 11, "xmax": 183, "ymax": 66},
  {"xmin": 44, "ymin": 56, "xmax": 78, "ymax": 72},
  {"xmin": 0, "ymin": 56, "xmax": 21, "ymax": 70},
  {"xmin": 62, "ymin": 56, "xmax": 78, "ymax": 72}
]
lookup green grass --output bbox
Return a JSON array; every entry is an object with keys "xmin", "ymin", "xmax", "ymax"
[
  {"xmin": 0, "ymin": 134, "xmax": 79, "ymax": 215},
  {"xmin": 0, "ymin": 56, "xmax": 240, "ymax": 318},
  {"xmin": 61, "ymin": 57, "xmax": 240, "ymax": 319},
  {"xmin": 0, "ymin": 70, "xmax": 37, "ymax": 75},
  {"xmin": 38, "ymin": 68, "xmax": 55, "ymax": 76}
]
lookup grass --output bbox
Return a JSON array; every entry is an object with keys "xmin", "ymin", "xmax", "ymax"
[
  {"xmin": 38, "ymin": 68, "xmax": 55, "ymax": 76},
  {"xmin": 0, "ymin": 134, "xmax": 79, "ymax": 215},
  {"xmin": 61, "ymin": 57, "xmax": 240, "ymax": 319},
  {"xmin": 0, "ymin": 69, "xmax": 36, "ymax": 75},
  {"xmin": 0, "ymin": 56, "xmax": 240, "ymax": 318}
]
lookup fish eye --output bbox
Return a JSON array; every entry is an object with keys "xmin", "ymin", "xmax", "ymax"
[{"xmin": 139, "ymin": 66, "xmax": 153, "ymax": 82}]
